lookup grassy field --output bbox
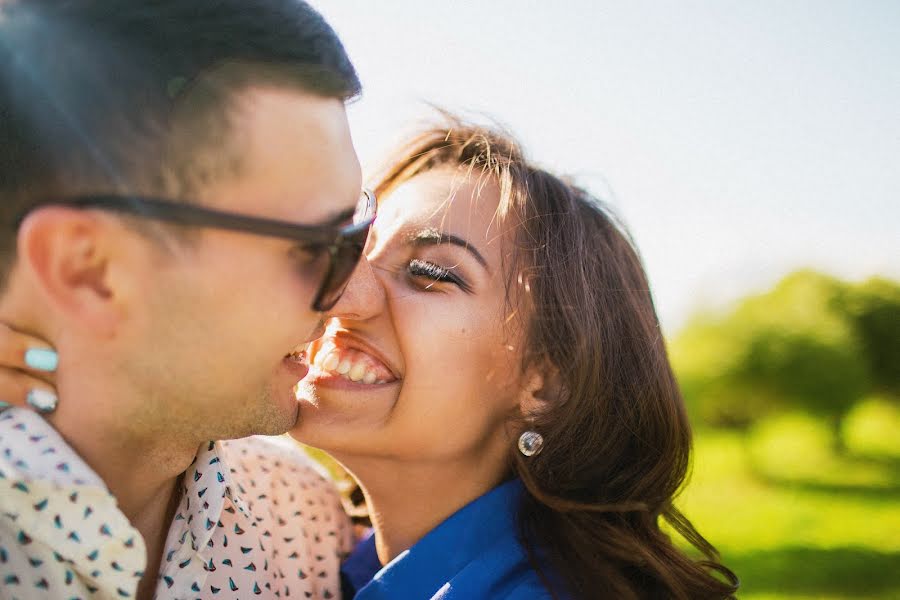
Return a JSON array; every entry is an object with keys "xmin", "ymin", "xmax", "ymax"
[{"xmin": 677, "ymin": 399, "xmax": 900, "ymax": 599}]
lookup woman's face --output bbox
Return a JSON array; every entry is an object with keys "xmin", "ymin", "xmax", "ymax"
[{"xmin": 292, "ymin": 168, "xmax": 532, "ymax": 469}]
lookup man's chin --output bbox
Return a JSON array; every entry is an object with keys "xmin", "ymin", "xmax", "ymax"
[
  {"xmin": 266, "ymin": 387, "xmax": 302, "ymax": 436},
  {"xmin": 220, "ymin": 387, "xmax": 300, "ymax": 440}
]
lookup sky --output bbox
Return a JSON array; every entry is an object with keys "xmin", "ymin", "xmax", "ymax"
[{"xmin": 310, "ymin": 0, "xmax": 899, "ymax": 333}]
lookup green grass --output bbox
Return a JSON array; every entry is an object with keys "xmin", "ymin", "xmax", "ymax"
[{"xmin": 677, "ymin": 399, "xmax": 900, "ymax": 599}]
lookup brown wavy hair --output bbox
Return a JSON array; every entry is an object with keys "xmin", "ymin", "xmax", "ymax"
[{"xmin": 372, "ymin": 116, "xmax": 739, "ymax": 599}]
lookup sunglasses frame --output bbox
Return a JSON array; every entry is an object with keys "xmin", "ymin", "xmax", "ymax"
[{"xmin": 18, "ymin": 190, "xmax": 376, "ymax": 311}]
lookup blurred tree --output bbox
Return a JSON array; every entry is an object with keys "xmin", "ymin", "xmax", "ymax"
[
  {"xmin": 834, "ymin": 277, "xmax": 900, "ymax": 396},
  {"xmin": 670, "ymin": 270, "xmax": 897, "ymax": 450}
]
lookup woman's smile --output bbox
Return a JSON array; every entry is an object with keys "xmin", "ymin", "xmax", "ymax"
[{"xmin": 304, "ymin": 327, "xmax": 401, "ymax": 390}]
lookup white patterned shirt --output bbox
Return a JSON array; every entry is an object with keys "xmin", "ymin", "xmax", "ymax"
[{"xmin": 0, "ymin": 408, "xmax": 353, "ymax": 600}]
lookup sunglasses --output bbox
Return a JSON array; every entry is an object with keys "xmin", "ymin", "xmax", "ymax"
[{"xmin": 20, "ymin": 190, "xmax": 376, "ymax": 311}]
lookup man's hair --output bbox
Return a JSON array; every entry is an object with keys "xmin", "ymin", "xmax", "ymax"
[{"xmin": 0, "ymin": 0, "xmax": 360, "ymax": 280}]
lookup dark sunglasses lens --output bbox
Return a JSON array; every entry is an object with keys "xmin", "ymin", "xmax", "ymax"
[
  {"xmin": 313, "ymin": 228, "xmax": 369, "ymax": 311},
  {"xmin": 313, "ymin": 189, "xmax": 376, "ymax": 311}
]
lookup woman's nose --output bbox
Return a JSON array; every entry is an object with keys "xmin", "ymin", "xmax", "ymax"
[{"xmin": 325, "ymin": 255, "xmax": 386, "ymax": 321}]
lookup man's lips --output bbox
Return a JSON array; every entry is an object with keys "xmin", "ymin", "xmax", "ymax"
[{"xmin": 282, "ymin": 352, "xmax": 310, "ymax": 379}]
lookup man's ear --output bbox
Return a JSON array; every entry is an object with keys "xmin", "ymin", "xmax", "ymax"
[{"xmin": 16, "ymin": 207, "xmax": 120, "ymax": 335}]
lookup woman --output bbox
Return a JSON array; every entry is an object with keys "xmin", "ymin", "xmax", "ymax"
[{"xmin": 0, "ymin": 118, "xmax": 737, "ymax": 599}]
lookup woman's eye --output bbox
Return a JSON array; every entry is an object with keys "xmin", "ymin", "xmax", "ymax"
[{"xmin": 407, "ymin": 259, "xmax": 471, "ymax": 293}]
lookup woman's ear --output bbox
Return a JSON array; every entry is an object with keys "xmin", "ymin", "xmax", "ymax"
[{"xmin": 518, "ymin": 360, "xmax": 561, "ymax": 419}]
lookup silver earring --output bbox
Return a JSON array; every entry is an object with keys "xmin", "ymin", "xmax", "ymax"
[{"xmin": 517, "ymin": 430, "xmax": 544, "ymax": 457}]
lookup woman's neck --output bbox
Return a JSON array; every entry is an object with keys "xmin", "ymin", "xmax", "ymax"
[{"xmin": 341, "ymin": 452, "xmax": 511, "ymax": 566}]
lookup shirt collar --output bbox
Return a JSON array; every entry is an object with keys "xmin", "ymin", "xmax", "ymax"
[
  {"xmin": 341, "ymin": 528, "xmax": 380, "ymax": 598},
  {"xmin": 164, "ymin": 440, "xmax": 249, "ymax": 557},
  {"xmin": 0, "ymin": 408, "xmax": 105, "ymax": 488},
  {"xmin": 0, "ymin": 408, "xmax": 147, "ymax": 593},
  {"xmin": 343, "ymin": 479, "xmax": 525, "ymax": 599}
]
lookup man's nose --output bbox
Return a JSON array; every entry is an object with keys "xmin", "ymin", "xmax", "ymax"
[{"xmin": 325, "ymin": 255, "xmax": 385, "ymax": 321}]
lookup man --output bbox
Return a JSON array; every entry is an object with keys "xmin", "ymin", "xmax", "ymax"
[{"xmin": 0, "ymin": 1, "xmax": 375, "ymax": 597}]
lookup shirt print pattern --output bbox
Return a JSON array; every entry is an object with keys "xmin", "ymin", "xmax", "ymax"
[
  {"xmin": 0, "ymin": 408, "xmax": 147, "ymax": 600},
  {"xmin": 0, "ymin": 408, "xmax": 354, "ymax": 600},
  {"xmin": 157, "ymin": 436, "xmax": 354, "ymax": 599}
]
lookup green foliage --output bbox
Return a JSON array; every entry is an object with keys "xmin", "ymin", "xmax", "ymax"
[
  {"xmin": 670, "ymin": 270, "xmax": 898, "ymax": 429},
  {"xmin": 835, "ymin": 278, "xmax": 900, "ymax": 395},
  {"xmin": 842, "ymin": 396, "xmax": 900, "ymax": 459},
  {"xmin": 745, "ymin": 412, "xmax": 899, "ymax": 489},
  {"xmin": 675, "ymin": 414, "xmax": 900, "ymax": 599}
]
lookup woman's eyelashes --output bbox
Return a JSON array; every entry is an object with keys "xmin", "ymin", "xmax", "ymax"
[{"xmin": 407, "ymin": 258, "xmax": 473, "ymax": 293}]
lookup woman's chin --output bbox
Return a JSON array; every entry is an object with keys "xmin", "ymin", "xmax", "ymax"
[{"xmin": 290, "ymin": 379, "xmax": 397, "ymax": 446}]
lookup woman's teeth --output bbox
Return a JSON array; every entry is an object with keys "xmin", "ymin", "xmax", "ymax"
[
  {"xmin": 315, "ymin": 346, "xmax": 390, "ymax": 385},
  {"xmin": 349, "ymin": 361, "xmax": 367, "ymax": 382},
  {"xmin": 322, "ymin": 353, "xmax": 340, "ymax": 372}
]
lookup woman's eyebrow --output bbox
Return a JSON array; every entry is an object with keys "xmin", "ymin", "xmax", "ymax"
[{"xmin": 405, "ymin": 228, "xmax": 489, "ymax": 271}]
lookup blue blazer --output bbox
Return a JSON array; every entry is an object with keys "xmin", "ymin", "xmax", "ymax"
[{"xmin": 341, "ymin": 480, "xmax": 562, "ymax": 599}]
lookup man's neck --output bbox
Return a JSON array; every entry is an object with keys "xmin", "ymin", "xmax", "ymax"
[
  {"xmin": 49, "ymin": 395, "xmax": 200, "ymax": 521},
  {"xmin": 48, "ymin": 375, "xmax": 202, "ymax": 599},
  {"xmin": 133, "ymin": 472, "xmax": 184, "ymax": 600},
  {"xmin": 0, "ymin": 301, "xmax": 203, "ymax": 597}
]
